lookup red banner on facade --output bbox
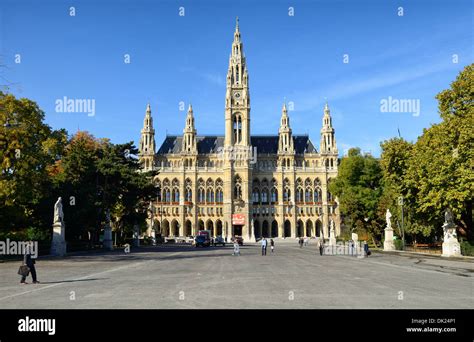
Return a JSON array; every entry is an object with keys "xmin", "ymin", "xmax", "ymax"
[{"xmin": 232, "ymin": 214, "xmax": 245, "ymax": 225}]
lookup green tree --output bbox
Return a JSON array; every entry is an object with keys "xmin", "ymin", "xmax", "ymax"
[
  {"xmin": 96, "ymin": 141, "xmax": 155, "ymax": 242},
  {"xmin": 432, "ymin": 63, "xmax": 473, "ymax": 238},
  {"xmin": 53, "ymin": 131, "xmax": 102, "ymax": 243},
  {"xmin": 0, "ymin": 92, "xmax": 66, "ymax": 236},
  {"xmin": 329, "ymin": 148, "xmax": 384, "ymax": 244},
  {"xmin": 379, "ymin": 64, "xmax": 473, "ymax": 241},
  {"xmin": 54, "ymin": 132, "xmax": 155, "ymax": 246}
]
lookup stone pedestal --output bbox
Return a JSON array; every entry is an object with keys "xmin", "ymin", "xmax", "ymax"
[
  {"xmin": 442, "ymin": 238, "xmax": 461, "ymax": 257},
  {"xmin": 50, "ymin": 222, "xmax": 67, "ymax": 256},
  {"xmin": 441, "ymin": 218, "xmax": 461, "ymax": 257},
  {"xmin": 329, "ymin": 228, "xmax": 336, "ymax": 246},
  {"xmin": 383, "ymin": 227, "xmax": 395, "ymax": 251},
  {"xmin": 103, "ymin": 224, "xmax": 113, "ymax": 251},
  {"xmin": 248, "ymin": 233, "xmax": 256, "ymax": 243}
]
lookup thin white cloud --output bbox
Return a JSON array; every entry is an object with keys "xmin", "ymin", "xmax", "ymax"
[
  {"xmin": 293, "ymin": 60, "xmax": 457, "ymax": 112},
  {"xmin": 201, "ymin": 72, "xmax": 225, "ymax": 86},
  {"xmin": 178, "ymin": 66, "xmax": 224, "ymax": 86}
]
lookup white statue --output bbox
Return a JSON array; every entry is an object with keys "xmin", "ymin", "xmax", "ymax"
[
  {"xmin": 385, "ymin": 209, "xmax": 392, "ymax": 229},
  {"xmin": 54, "ymin": 197, "xmax": 64, "ymax": 223},
  {"xmin": 441, "ymin": 208, "xmax": 461, "ymax": 257},
  {"xmin": 443, "ymin": 208, "xmax": 457, "ymax": 240}
]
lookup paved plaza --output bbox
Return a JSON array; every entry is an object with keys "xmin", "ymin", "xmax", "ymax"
[{"xmin": 0, "ymin": 242, "xmax": 472, "ymax": 309}]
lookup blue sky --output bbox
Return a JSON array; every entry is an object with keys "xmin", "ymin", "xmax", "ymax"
[{"xmin": 1, "ymin": 0, "xmax": 472, "ymax": 156}]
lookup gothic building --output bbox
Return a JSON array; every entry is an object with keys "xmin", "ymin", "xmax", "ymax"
[{"xmin": 139, "ymin": 19, "xmax": 340, "ymax": 241}]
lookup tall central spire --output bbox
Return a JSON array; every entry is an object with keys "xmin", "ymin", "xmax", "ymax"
[{"xmin": 225, "ymin": 17, "xmax": 251, "ymax": 147}]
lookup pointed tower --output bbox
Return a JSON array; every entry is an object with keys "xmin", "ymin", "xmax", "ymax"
[
  {"xmin": 320, "ymin": 102, "xmax": 337, "ymax": 154},
  {"xmin": 139, "ymin": 103, "xmax": 155, "ymax": 171},
  {"xmin": 182, "ymin": 104, "xmax": 197, "ymax": 154},
  {"xmin": 224, "ymin": 16, "xmax": 251, "ymax": 147},
  {"xmin": 278, "ymin": 103, "xmax": 295, "ymax": 154}
]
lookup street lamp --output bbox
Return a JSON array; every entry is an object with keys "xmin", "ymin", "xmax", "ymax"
[{"xmin": 398, "ymin": 196, "xmax": 405, "ymax": 250}]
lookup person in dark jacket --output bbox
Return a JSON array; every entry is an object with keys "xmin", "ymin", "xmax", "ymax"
[
  {"xmin": 20, "ymin": 241, "xmax": 39, "ymax": 284},
  {"xmin": 319, "ymin": 239, "xmax": 324, "ymax": 256},
  {"xmin": 364, "ymin": 241, "xmax": 370, "ymax": 257}
]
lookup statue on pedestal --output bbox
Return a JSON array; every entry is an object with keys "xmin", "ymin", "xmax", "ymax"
[
  {"xmin": 441, "ymin": 208, "xmax": 461, "ymax": 257},
  {"xmin": 383, "ymin": 209, "xmax": 395, "ymax": 251},
  {"xmin": 51, "ymin": 197, "xmax": 67, "ymax": 256},
  {"xmin": 250, "ymin": 218, "xmax": 256, "ymax": 242},
  {"xmin": 443, "ymin": 208, "xmax": 457, "ymax": 240}
]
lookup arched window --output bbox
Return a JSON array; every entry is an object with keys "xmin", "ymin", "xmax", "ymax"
[
  {"xmin": 164, "ymin": 188, "xmax": 171, "ymax": 203},
  {"xmin": 206, "ymin": 189, "xmax": 214, "ymax": 203},
  {"xmin": 198, "ymin": 188, "xmax": 205, "ymax": 203},
  {"xmin": 261, "ymin": 188, "xmax": 269, "ymax": 203},
  {"xmin": 252, "ymin": 188, "xmax": 259, "ymax": 203},
  {"xmin": 314, "ymin": 188, "xmax": 322, "ymax": 203},
  {"xmin": 233, "ymin": 115, "xmax": 242, "ymax": 144},
  {"xmin": 216, "ymin": 188, "xmax": 223, "ymax": 203},
  {"xmin": 305, "ymin": 188, "xmax": 312, "ymax": 203},
  {"xmin": 172, "ymin": 189, "xmax": 179, "ymax": 203},
  {"xmin": 271, "ymin": 188, "xmax": 278, "ymax": 203},
  {"xmin": 296, "ymin": 188, "xmax": 303, "ymax": 203}
]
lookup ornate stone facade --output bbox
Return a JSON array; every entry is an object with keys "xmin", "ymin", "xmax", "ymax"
[{"xmin": 139, "ymin": 19, "xmax": 340, "ymax": 241}]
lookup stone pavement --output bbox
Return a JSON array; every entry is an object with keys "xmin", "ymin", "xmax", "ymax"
[{"xmin": 0, "ymin": 243, "xmax": 472, "ymax": 309}]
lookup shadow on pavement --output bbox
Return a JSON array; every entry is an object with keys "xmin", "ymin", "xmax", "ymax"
[{"xmin": 37, "ymin": 278, "xmax": 108, "ymax": 284}]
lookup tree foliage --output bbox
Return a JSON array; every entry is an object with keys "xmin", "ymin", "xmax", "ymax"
[
  {"xmin": 329, "ymin": 148, "xmax": 384, "ymax": 241},
  {"xmin": 380, "ymin": 63, "xmax": 473, "ymax": 240},
  {"xmin": 0, "ymin": 92, "xmax": 66, "ymax": 234},
  {"xmin": 0, "ymin": 92, "xmax": 155, "ymax": 246}
]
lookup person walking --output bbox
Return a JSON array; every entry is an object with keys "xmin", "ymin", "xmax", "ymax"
[
  {"xmin": 299, "ymin": 237, "xmax": 303, "ymax": 248},
  {"xmin": 270, "ymin": 238, "xmax": 275, "ymax": 253},
  {"xmin": 232, "ymin": 240, "xmax": 240, "ymax": 256},
  {"xmin": 261, "ymin": 237, "xmax": 268, "ymax": 256},
  {"xmin": 364, "ymin": 241, "xmax": 370, "ymax": 257},
  {"xmin": 304, "ymin": 237, "xmax": 309, "ymax": 246},
  {"xmin": 20, "ymin": 241, "xmax": 39, "ymax": 285},
  {"xmin": 319, "ymin": 239, "xmax": 324, "ymax": 256}
]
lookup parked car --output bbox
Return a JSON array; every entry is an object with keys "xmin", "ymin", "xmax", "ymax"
[
  {"xmin": 193, "ymin": 235, "xmax": 210, "ymax": 248},
  {"xmin": 232, "ymin": 236, "xmax": 244, "ymax": 246},
  {"xmin": 212, "ymin": 236, "xmax": 226, "ymax": 247}
]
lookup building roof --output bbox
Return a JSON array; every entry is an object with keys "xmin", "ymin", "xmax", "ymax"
[{"xmin": 156, "ymin": 135, "xmax": 318, "ymax": 155}]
